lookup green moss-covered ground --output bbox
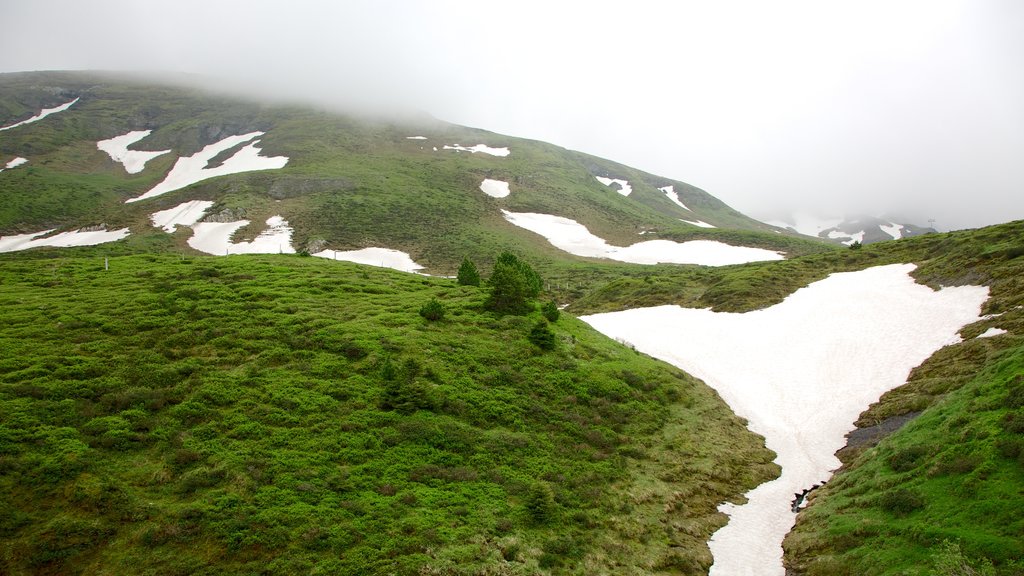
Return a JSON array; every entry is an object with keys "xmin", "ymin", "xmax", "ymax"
[{"xmin": 0, "ymin": 250, "xmax": 776, "ymax": 575}]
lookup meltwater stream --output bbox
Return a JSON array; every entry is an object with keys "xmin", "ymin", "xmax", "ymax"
[{"xmin": 581, "ymin": 264, "xmax": 988, "ymax": 575}]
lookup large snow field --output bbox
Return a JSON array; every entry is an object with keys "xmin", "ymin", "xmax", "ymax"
[
  {"xmin": 0, "ymin": 227, "xmax": 130, "ymax": 252},
  {"xmin": 595, "ymin": 176, "xmax": 632, "ymax": 196},
  {"xmin": 126, "ymin": 132, "xmax": 289, "ymax": 203},
  {"xmin": 150, "ymin": 200, "xmax": 215, "ymax": 232},
  {"xmin": 313, "ymin": 247, "xmax": 424, "ymax": 273},
  {"xmin": 187, "ymin": 216, "xmax": 295, "ymax": 255},
  {"xmin": 502, "ymin": 210, "xmax": 782, "ymax": 265},
  {"xmin": 580, "ymin": 264, "xmax": 989, "ymax": 575},
  {"xmin": 0, "ymin": 98, "xmax": 79, "ymax": 132},
  {"xmin": 659, "ymin": 185, "xmax": 689, "ymax": 210},
  {"xmin": 442, "ymin": 143, "xmax": 510, "ymax": 157},
  {"xmin": 96, "ymin": 130, "xmax": 171, "ymax": 174},
  {"xmin": 479, "ymin": 178, "xmax": 510, "ymax": 198}
]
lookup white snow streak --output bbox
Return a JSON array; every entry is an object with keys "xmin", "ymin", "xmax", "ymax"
[
  {"xmin": 659, "ymin": 185, "xmax": 690, "ymax": 210},
  {"xmin": 126, "ymin": 132, "xmax": 288, "ymax": 203},
  {"xmin": 502, "ymin": 210, "xmax": 782, "ymax": 265},
  {"xmin": 0, "ymin": 157, "xmax": 28, "ymax": 173},
  {"xmin": 150, "ymin": 200, "xmax": 215, "ymax": 233},
  {"xmin": 580, "ymin": 264, "xmax": 988, "ymax": 576},
  {"xmin": 977, "ymin": 327, "xmax": 1007, "ymax": 338},
  {"xmin": 187, "ymin": 215, "xmax": 295, "ymax": 255},
  {"xmin": 681, "ymin": 219, "xmax": 716, "ymax": 228},
  {"xmin": 595, "ymin": 176, "xmax": 632, "ymax": 196},
  {"xmin": 442, "ymin": 143, "xmax": 510, "ymax": 157},
  {"xmin": 880, "ymin": 223, "xmax": 904, "ymax": 240},
  {"xmin": 0, "ymin": 227, "xmax": 129, "ymax": 252},
  {"xmin": 312, "ymin": 247, "xmax": 424, "ymax": 273},
  {"xmin": 0, "ymin": 98, "xmax": 78, "ymax": 132},
  {"xmin": 96, "ymin": 130, "xmax": 171, "ymax": 174}
]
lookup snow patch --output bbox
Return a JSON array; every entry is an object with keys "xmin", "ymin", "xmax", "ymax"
[
  {"xmin": 0, "ymin": 157, "xmax": 28, "ymax": 173},
  {"xmin": 97, "ymin": 130, "xmax": 171, "ymax": 174},
  {"xmin": 595, "ymin": 176, "xmax": 632, "ymax": 197},
  {"xmin": 0, "ymin": 226, "xmax": 129, "ymax": 252},
  {"xmin": 406, "ymin": 136, "xmax": 428, "ymax": 140},
  {"xmin": 126, "ymin": 132, "xmax": 289, "ymax": 203},
  {"xmin": 187, "ymin": 215, "xmax": 295, "ymax": 255},
  {"xmin": 313, "ymin": 247, "xmax": 424, "ymax": 273},
  {"xmin": 442, "ymin": 144, "xmax": 510, "ymax": 157},
  {"xmin": 977, "ymin": 327, "xmax": 1007, "ymax": 338},
  {"xmin": 828, "ymin": 229, "xmax": 866, "ymax": 245},
  {"xmin": 880, "ymin": 223, "xmax": 904, "ymax": 240},
  {"xmin": 0, "ymin": 98, "xmax": 79, "ymax": 132},
  {"xmin": 580, "ymin": 264, "xmax": 988, "ymax": 576},
  {"xmin": 479, "ymin": 178, "xmax": 510, "ymax": 198},
  {"xmin": 503, "ymin": 210, "xmax": 782, "ymax": 266},
  {"xmin": 681, "ymin": 219, "xmax": 716, "ymax": 229},
  {"xmin": 150, "ymin": 200, "xmax": 215, "ymax": 233},
  {"xmin": 659, "ymin": 185, "xmax": 689, "ymax": 210}
]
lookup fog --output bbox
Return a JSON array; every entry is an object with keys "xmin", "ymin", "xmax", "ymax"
[{"xmin": 3, "ymin": 0, "xmax": 1022, "ymax": 231}]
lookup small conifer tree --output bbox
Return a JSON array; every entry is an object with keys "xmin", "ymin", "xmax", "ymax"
[
  {"xmin": 529, "ymin": 320, "xmax": 556, "ymax": 350},
  {"xmin": 542, "ymin": 300, "xmax": 560, "ymax": 322},
  {"xmin": 457, "ymin": 257, "xmax": 480, "ymax": 286},
  {"xmin": 525, "ymin": 481, "xmax": 557, "ymax": 524}
]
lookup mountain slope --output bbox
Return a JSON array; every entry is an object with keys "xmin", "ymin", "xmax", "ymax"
[{"xmin": 0, "ymin": 71, "xmax": 829, "ymax": 274}]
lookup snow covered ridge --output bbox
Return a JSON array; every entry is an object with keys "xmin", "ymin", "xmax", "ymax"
[
  {"xmin": 580, "ymin": 264, "xmax": 989, "ymax": 576},
  {"xmin": 150, "ymin": 200, "xmax": 215, "ymax": 233},
  {"xmin": 502, "ymin": 210, "xmax": 783, "ymax": 266},
  {"xmin": 479, "ymin": 178, "xmax": 510, "ymax": 198},
  {"xmin": 312, "ymin": 247, "xmax": 424, "ymax": 273},
  {"xmin": 595, "ymin": 176, "xmax": 632, "ymax": 196},
  {"xmin": 97, "ymin": 130, "xmax": 171, "ymax": 174},
  {"xmin": 0, "ymin": 227, "xmax": 130, "ymax": 253},
  {"xmin": 442, "ymin": 143, "xmax": 510, "ymax": 157},
  {"xmin": 0, "ymin": 157, "xmax": 28, "ymax": 173},
  {"xmin": 766, "ymin": 212, "xmax": 932, "ymax": 245},
  {"xmin": 126, "ymin": 132, "xmax": 289, "ymax": 203},
  {"xmin": 659, "ymin": 185, "xmax": 689, "ymax": 210},
  {"xmin": 187, "ymin": 216, "xmax": 295, "ymax": 255},
  {"xmin": 0, "ymin": 98, "xmax": 79, "ymax": 132}
]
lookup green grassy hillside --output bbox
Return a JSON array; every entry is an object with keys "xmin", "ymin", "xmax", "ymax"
[{"xmin": 0, "ymin": 248, "xmax": 776, "ymax": 575}]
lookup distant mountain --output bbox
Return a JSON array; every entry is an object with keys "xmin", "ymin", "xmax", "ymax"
[{"xmin": 763, "ymin": 212, "xmax": 936, "ymax": 245}]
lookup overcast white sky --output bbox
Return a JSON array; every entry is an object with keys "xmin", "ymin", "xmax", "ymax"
[{"xmin": 3, "ymin": 0, "xmax": 1022, "ymax": 230}]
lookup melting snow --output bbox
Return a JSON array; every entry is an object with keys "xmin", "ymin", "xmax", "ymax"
[
  {"xmin": 97, "ymin": 130, "xmax": 171, "ymax": 174},
  {"xmin": 681, "ymin": 219, "xmax": 716, "ymax": 229},
  {"xmin": 977, "ymin": 327, "xmax": 1007, "ymax": 338},
  {"xmin": 880, "ymin": 223, "xmax": 904, "ymax": 240},
  {"xmin": 126, "ymin": 132, "xmax": 289, "ymax": 203},
  {"xmin": 150, "ymin": 200, "xmax": 215, "ymax": 233},
  {"xmin": 313, "ymin": 247, "xmax": 424, "ymax": 273},
  {"xmin": 659, "ymin": 185, "xmax": 690, "ymax": 210},
  {"xmin": 0, "ymin": 226, "xmax": 129, "ymax": 252},
  {"xmin": 503, "ymin": 210, "xmax": 782, "ymax": 266},
  {"xmin": 0, "ymin": 98, "xmax": 79, "ymax": 132},
  {"xmin": 442, "ymin": 144, "xmax": 510, "ymax": 157},
  {"xmin": 0, "ymin": 157, "xmax": 28, "ymax": 173},
  {"xmin": 595, "ymin": 176, "xmax": 632, "ymax": 197},
  {"xmin": 828, "ymin": 229, "xmax": 866, "ymax": 246},
  {"xmin": 479, "ymin": 178, "xmax": 510, "ymax": 198},
  {"xmin": 187, "ymin": 215, "xmax": 295, "ymax": 255},
  {"xmin": 580, "ymin": 264, "xmax": 988, "ymax": 576}
]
